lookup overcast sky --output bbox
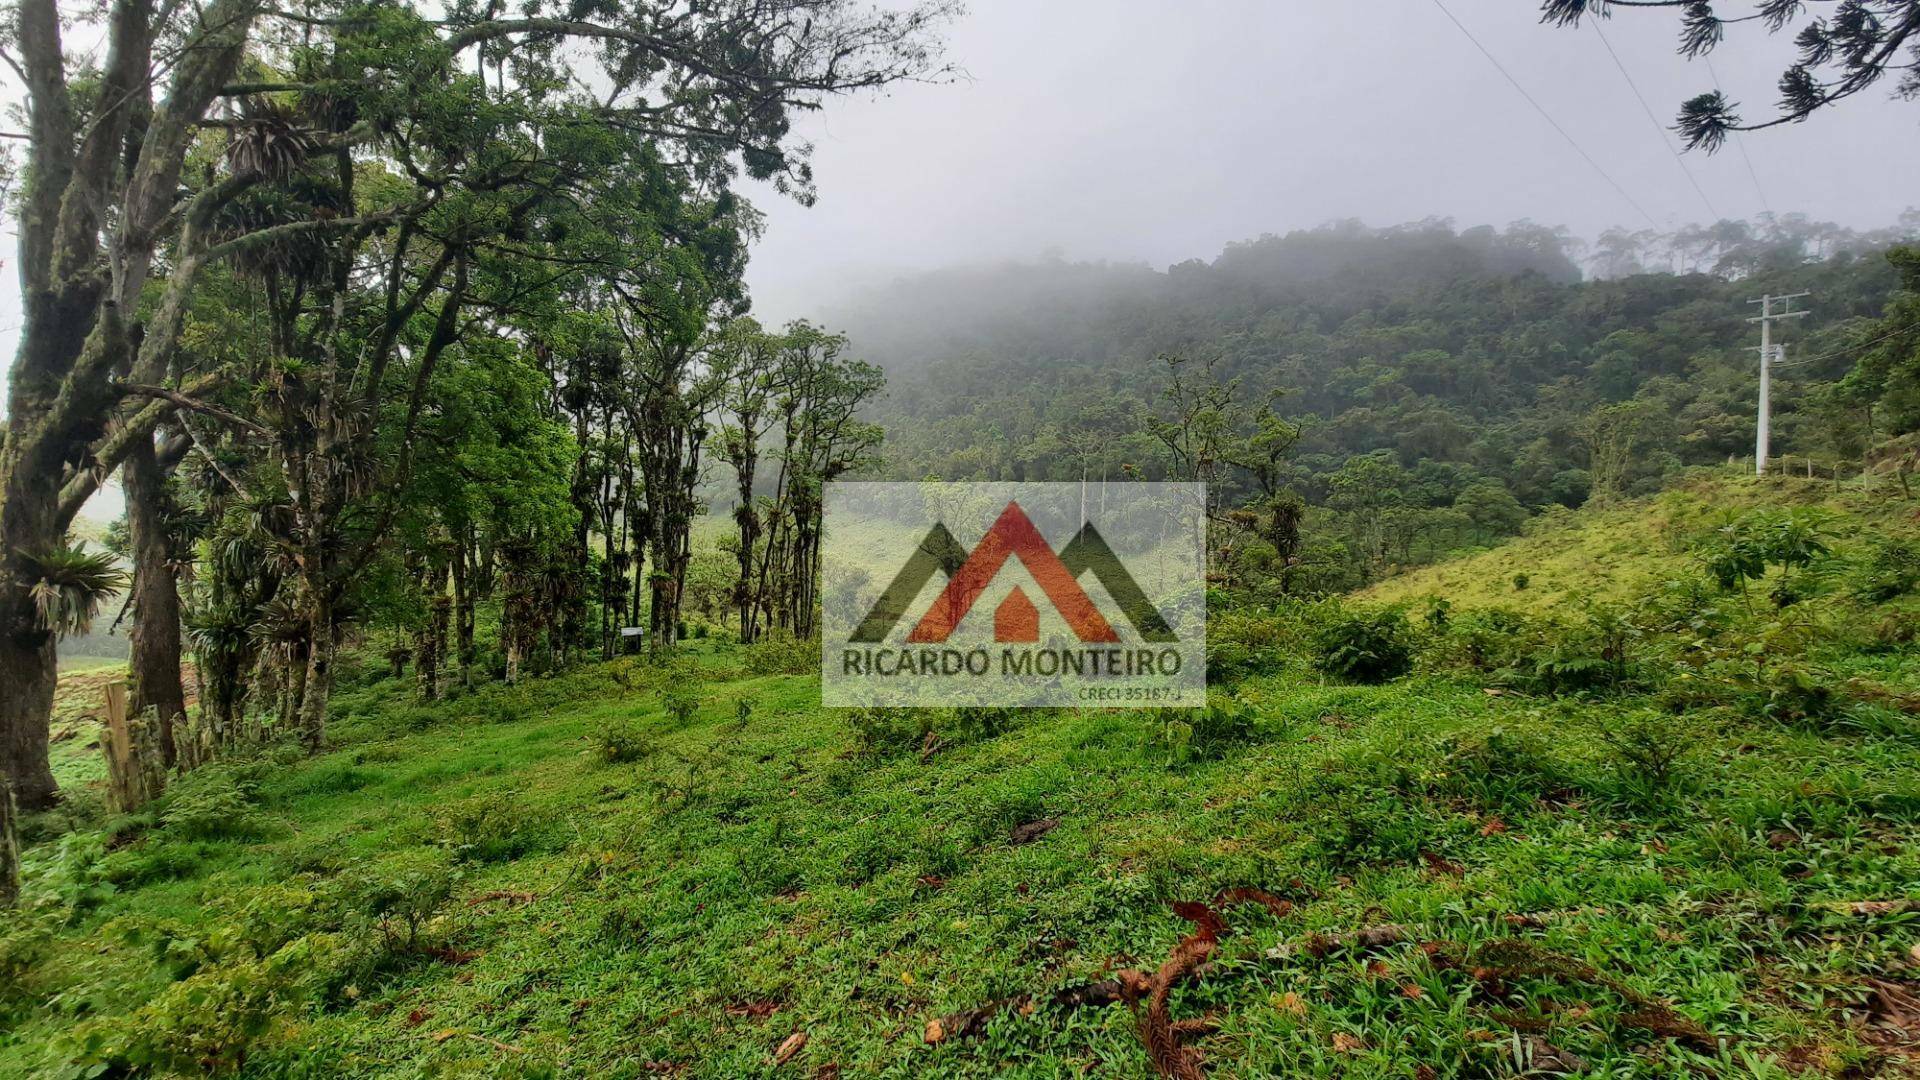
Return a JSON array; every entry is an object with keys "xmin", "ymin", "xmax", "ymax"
[
  {"xmin": 737, "ymin": 0, "xmax": 1920, "ymax": 324},
  {"xmin": 8, "ymin": 0, "xmax": 1918, "ymax": 520}
]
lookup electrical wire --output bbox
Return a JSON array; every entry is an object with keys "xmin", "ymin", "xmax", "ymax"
[
  {"xmin": 1773, "ymin": 321, "xmax": 1914, "ymax": 368},
  {"xmin": 1588, "ymin": 18, "xmax": 1718, "ymax": 222},
  {"xmin": 1426, "ymin": 0, "xmax": 1661, "ymax": 230},
  {"xmin": 1703, "ymin": 54, "xmax": 1772, "ymax": 217}
]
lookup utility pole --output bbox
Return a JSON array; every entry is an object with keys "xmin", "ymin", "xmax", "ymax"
[{"xmin": 1748, "ymin": 292, "xmax": 1809, "ymax": 476}]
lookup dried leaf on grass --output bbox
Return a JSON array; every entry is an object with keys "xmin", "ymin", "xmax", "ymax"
[
  {"xmin": 1274, "ymin": 924, "xmax": 1413, "ymax": 961},
  {"xmin": 773, "ymin": 1031, "xmax": 808, "ymax": 1065},
  {"xmin": 1865, "ymin": 978, "xmax": 1920, "ymax": 1032},
  {"xmin": 1008, "ymin": 817, "xmax": 1060, "ymax": 845},
  {"xmin": 1130, "ymin": 901, "xmax": 1223, "ymax": 1080},
  {"xmin": 1522, "ymin": 1035, "xmax": 1589, "ymax": 1073}
]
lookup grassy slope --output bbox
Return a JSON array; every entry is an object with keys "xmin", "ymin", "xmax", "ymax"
[
  {"xmin": 1362, "ymin": 470, "xmax": 1920, "ymax": 613},
  {"xmin": 6, "ymin": 486, "xmax": 1920, "ymax": 1078}
]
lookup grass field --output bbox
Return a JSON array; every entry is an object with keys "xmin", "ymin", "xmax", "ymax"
[
  {"xmin": 5, "ymin": 479, "xmax": 1919, "ymax": 1078},
  {"xmin": 1362, "ymin": 471, "xmax": 1918, "ymax": 613}
]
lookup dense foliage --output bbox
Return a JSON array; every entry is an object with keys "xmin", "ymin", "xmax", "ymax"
[{"xmin": 842, "ymin": 217, "xmax": 1919, "ymax": 590}]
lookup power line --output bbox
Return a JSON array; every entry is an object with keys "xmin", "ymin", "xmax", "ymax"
[
  {"xmin": 1703, "ymin": 54, "xmax": 1771, "ymax": 217},
  {"xmin": 1588, "ymin": 18, "xmax": 1718, "ymax": 222},
  {"xmin": 1426, "ymin": 0, "xmax": 1660, "ymax": 230},
  {"xmin": 1774, "ymin": 319, "xmax": 1912, "ymax": 368}
]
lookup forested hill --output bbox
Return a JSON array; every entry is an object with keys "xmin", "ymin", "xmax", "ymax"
[{"xmin": 836, "ymin": 220, "xmax": 1908, "ymax": 515}]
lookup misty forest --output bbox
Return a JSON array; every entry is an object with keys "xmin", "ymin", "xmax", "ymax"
[{"xmin": 3, "ymin": 1, "xmax": 1920, "ymax": 1077}]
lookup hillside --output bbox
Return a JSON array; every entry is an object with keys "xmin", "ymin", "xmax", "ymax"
[
  {"xmin": 6, "ymin": 480, "xmax": 1919, "ymax": 1078},
  {"xmin": 844, "ymin": 222, "xmax": 1905, "ymax": 510},
  {"xmin": 1363, "ymin": 469, "xmax": 1920, "ymax": 612}
]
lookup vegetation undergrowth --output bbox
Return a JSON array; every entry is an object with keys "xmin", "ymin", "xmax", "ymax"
[{"xmin": 4, "ymin": 476, "xmax": 1919, "ymax": 1079}]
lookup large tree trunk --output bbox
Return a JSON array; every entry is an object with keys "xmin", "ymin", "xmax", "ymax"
[
  {"xmin": 1, "ymin": 294, "xmax": 118, "ymax": 811},
  {"xmin": 0, "ymin": 464, "xmax": 63, "ymax": 809},
  {"xmin": 124, "ymin": 433, "xmax": 186, "ymax": 766},
  {"xmin": 0, "ymin": 622, "xmax": 58, "ymax": 812},
  {"xmin": 0, "ymin": 0, "xmax": 254, "ymax": 812}
]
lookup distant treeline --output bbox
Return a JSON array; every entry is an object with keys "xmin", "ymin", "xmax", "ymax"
[{"xmin": 828, "ymin": 217, "xmax": 1917, "ymax": 591}]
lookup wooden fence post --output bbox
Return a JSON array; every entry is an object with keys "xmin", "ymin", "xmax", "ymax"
[{"xmin": 102, "ymin": 681, "xmax": 167, "ymax": 813}]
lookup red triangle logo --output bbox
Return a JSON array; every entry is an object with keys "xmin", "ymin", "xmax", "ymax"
[{"xmin": 907, "ymin": 502, "xmax": 1120, "ymax": 644}]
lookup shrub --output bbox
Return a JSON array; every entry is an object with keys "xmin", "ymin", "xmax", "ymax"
[
  {"xmin": 1698, "ymin": 508, "xmax": 1832, "ymax": 608},
  {"xmin": 1597, "ymin": 710, "xmax": 1693, "ymax": 803},
  {"xmin": 1506, "ymin": 605, "xmax": 1644, "ymax": 695},
  {"xmin": 0, "ymin": 918, "xmax": 53, "ymax": 1023},
  {"xmin": 1851, "ymin": 540, "xmax": 1920, "ymax": 604},
  {"xmin": 952, "ymin": 704, "xmax": 1019, "ymax": 741},
  {"xmin": 846, "ymin": 706, "xmax": 931, "ymax": 757},
  {"xmin": 1748, "ymin": 663, "xmax": 1843, "ymax": 726},
  {"xmin": 425, "ymin": 791, "xmax": 550, "ymax": 863},
  {"xmin": 73, "ymin": 956, "xmax": 286, "ymax": 1074},
  {"xmin": 158, "ymin": 763, "xmax": 265, "ymax": 841},
  {"xmin": 660, "ymin": 685, "xmax": 700, "ymax": 725},
  {"xmin": 744, "ymin": 632, "xmax": 816, "ymax": 675},
  {"xmin": 1312, "ymin": 607, "xmax": 1414, "ymax": 684},
  {"xmin": 1433, "ymin": 607, "xmax": 1533, "ymax": 673},
  {"xmin": 336, "ymin": 851, "xmax": 459, "ymax": 952},
  {"xmin": 591, "ymin": 721, "xmax": 653, "ymax": 764},
  {"xmin": 1158, "ymin": 696, "xmax": 1258, "ymax": 764},
  {"xmin": 1206, "ymin": 608, "xmax": 1296, "ymax": 681},
  {"xmin": 1435, "ymin": 726, "xmax": 1574, "ymax": 811}
]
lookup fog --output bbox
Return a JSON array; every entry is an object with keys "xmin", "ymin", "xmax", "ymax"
[{"xmin": 738, "ymin": 0, "xmax": 1920, "ymax": 325}]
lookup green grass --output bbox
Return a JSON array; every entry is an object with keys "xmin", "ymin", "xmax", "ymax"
[
  {"xmin": 6, "ymin": 475, "xmax": 1920, "ymax": 1077},
  {"xmin": 1362, "ymin": 470, "xmax": 1920, "ymax": 613},
  {"xmin": 7, "ymin": 646, "xmax": 1919, "ymax": 1077}
]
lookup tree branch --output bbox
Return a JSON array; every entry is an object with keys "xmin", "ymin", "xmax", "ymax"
[{"xmin": 114, "ymin": 382, "xmax": 270, "ymax": 437}]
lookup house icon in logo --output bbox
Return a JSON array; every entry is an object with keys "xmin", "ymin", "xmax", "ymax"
[{"xmin": 851, "ymin": 501, "xmax": 1177, "ymax": 645}]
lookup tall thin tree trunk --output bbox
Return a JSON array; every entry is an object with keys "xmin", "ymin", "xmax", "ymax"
[
  {"xmin": 417, "ymin": 562, "xmax": 447, "ymax": 701},
  {"xmin": 280, "ymin": 639, "xmax": 308, "ymax": 733},
  {"xmin": 0, "ymin": 773, "xmax": 17, "ymax": 908},
  {"xmin": 296, "ymin": 587, "xmax": 334, "ymax": 751},
  {"xmin": 124, "ymin": 433, "xmax": 186, "ymax": 766},
  {"xmin": 452, "ymin": 540, "xmax": 475, "ymax": 690}
]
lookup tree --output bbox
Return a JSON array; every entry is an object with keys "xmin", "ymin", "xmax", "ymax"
[
  {"xmin": 713, "ymin": 319, "xmax": 788, "ymax": 640},
  {"xmin": 1577, "ymin": 400, "xmax": 1655, "ymax": 499},
  {"xmin": 1540, "ymin": 1, "xmax": 1920, "ymax": 151},
  {"xmin": 1455, "ymin": 481, "xmax": 1529, "ymax": 543},
  {"xmin": 754, "ymin": 325, "xmax": 885, "ymax": 638},
  {"xmin": 1837, "ymin": 246, "xmax": 1920, "ymax": 436},
  {"xmin": 0, "ymin": 0, "xmax": 953, "ymax": 805}
]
